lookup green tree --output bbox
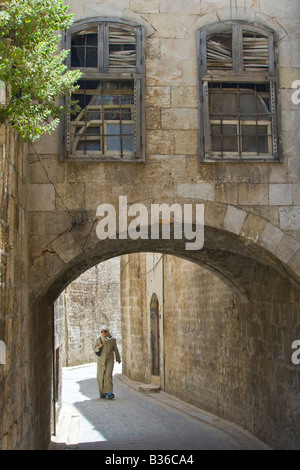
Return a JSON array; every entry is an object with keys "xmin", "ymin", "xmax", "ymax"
[{"xmin": 0, "ymin": 0, "xmax": 81, "ymax": 141}]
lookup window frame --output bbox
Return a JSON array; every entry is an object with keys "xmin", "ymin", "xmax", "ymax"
[
  {"xmin": 197, "ymin": 21, "xmax": 281, "ymax": 162},
  {"xmin": 61, "ymin": 18, "xmax": 145, "ymax": 162}
]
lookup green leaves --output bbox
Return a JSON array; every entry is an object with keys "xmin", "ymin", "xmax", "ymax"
[{"xmin": 0, "ymin": 0, "xmax": 81, "ymax": 141}]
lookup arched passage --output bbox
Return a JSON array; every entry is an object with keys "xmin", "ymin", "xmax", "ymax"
[{"xmin": 28, "ymin": 208, "xmax": 300, "ymax": 450}]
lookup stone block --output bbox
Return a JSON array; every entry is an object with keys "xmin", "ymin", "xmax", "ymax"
[
  {"xmin": 28, "ymin": 127, "xmax": 60, "ymax": 156},
  {"xmin": 215, "ymin": 184, "xmax": 238, "ymax": 205},
  {"xmin": 288, "ymin": 157, "xmax": 300, "ymax": 183},
  {"xmin": 174, "ymin": 130, "xmax": 198, "ymax": 155},
  {"xmin": 143, "ymin": 14, "xmax": 176, "ymax": 38},
  {"xmin": 51, "ymin": 232, "xmax": 82, "ymax": 264},
  {"xmin": 85, "ymin": 183, "xmax": 123, "ymax": 211},
  {"xmin": 249, "ymin": 162, "xmax": 289, "ymax": 184},
  {"xmin": 146, "ymin": 59, "xmax": 183, "ymax": 87},
  {"xmin": 204, "ymin": 202, "xmax": 227, "ymax": 228},
  {"xmin": 146, "ymin": 107, "xmax": 161, "ymax": 130},
  {"xmin": 240, "ymin": 206, "xmax": 279, "ymax": 226},
  {"xmin": 269, "ymin": 184, "xmax": 293, "ymax": 206},
  {"xmin": 281, "ymin": 111, "xmax": 300, "ymax": 132},
  {"xmin": 240, "ymin": 213, "xmax": 267, "ymax": 243},
  {"xmin": 29, "ymin": 212, "xmax": 73, "ymax": 235},
  {"xmin": 146, "ymin": 86, "xmax": 171, "ymax": 107},
  {"xmin": 279, "ymin": 207, "xmax": 300, "ymax": 230},
  {"xmin": 292, "ymin": 185, "xmax": 300, "ymax": 205},
  {"xmin": 280, "ymin": 89, "xmax": 300, "ymax": 111},
  {"xmin": 28, "ymin": 154, "xmax": 65, "ymax": 184},
  {"xmin": 28, "ymin": 184, "xmax": 55, "ymax": 212},
  {"xmin": 161, "ymin": 38, "xmax": 195, "ymax": 61},
  {"xmin": 182, "ymin": 60, "xmax": 197, "ymax": 86},
  {"xmin": 222, "ymin": 205, "xmax": 247, "ymax": 235},
  {"xmin": 146, "ymin": 38, "xmax": 160, "ymax": 60},
  {"xmin": 259, "ymin": 0, "xmax": 300, "ymax": 17},
  {"xmin": 282, "ymin": 130, "xmax": 300, "ymax": 156},
  {"xmin": 162, "ymin": 108, "xmax": 198, "ymax": 130},
  {"xmin": 171, "ymin": 86, "xmax": 198, "ymax": 108},
  {"xmin": 288, "ymin": 248, "xmax": 300, "ymax": 275},
  {"xmin": 130, "ymin": 0, "xmax": 159, "ymax": 13},
  {"xmin": 238, "ymin": 184, "xmax": 269, "ymax": 206},
  {"xmin": 279, "ymin": 68, "xmax": 300, "ymax": 89},
  {"xmin": 177, "ymin": 182, "xmax": 215, "ymax": 201},
  {"xmin": 160, "ymin": 0, "xmax": 201, "ymax": 14},
  {"xmin": 258, "ymin": 222, "xmax": 284, "ymax": 252},
  {"xmin": 146, "ymin": 130, "xmax": 175, "ymax": 155},
  {"xmin": 274, "ymin": 234, "xmax": 300, "ymax": 263},
  {"xmin": 55, "ymin": 183, "xmax": 85, "ymax": 211},
  {"xmin": 142, "ymin": 155, "xmax": 187, "ymax": 182}
]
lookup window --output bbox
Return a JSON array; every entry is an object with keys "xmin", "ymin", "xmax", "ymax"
[
  {"xmin": 197, "ymin": 22, "xmax": 280, "ymax": 162},
  {"xmin": 61, "ymin": 19, "xmax": 145, "ymax": 162}
]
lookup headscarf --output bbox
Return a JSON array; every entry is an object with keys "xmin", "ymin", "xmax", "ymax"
[{"xmin": 100, "ymin": 325, "xmax": 113, "ymax": 344}]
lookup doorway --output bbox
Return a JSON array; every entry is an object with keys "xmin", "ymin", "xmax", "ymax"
[{"xmin": 150, "ymin": 293, "xmax": 160, "ymax": 377}]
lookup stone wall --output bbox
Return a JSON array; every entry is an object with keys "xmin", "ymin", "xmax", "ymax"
[
  {"xmin": 163, "ymin": 257, "xmax": 300, "ymax": 450},
  {"xmin": 121, "ymin": 252, "xmax": 300, "ymax": 449},
  {"xmin": 0, "ymin": 125, "xmax": 31, "ymax": 449},
  {"xmin": 54, "ymin": 258, "xmax": 121, "ymax": 367},
  {"xmin": 121, "ymin": 253, "xmax": 149, "ymax": 382}
]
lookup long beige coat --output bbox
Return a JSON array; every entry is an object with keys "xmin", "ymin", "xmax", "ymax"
[
  {"xmin": 93, "ymin": 337, "xmax": 121, "ymax": 364},
  {"xmin": 93, "ymin": 337, "xmax": 121, "ymax": 394}
]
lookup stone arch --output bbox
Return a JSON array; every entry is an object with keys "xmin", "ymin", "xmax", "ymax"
[
  {"xmin": 28, "ymin": 202, "xmax": 300, "ymax": 450},
  {"xmin": 29, "ymin": 202, "xmax": 300, "ymax": 307}
]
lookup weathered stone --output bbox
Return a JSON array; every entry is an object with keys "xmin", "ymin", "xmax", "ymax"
[
  {"xmin": 51, "ymin": 232, "xmax": 82, "ymax": 264},
  {"xmin": 28, "ymin": 184, "xmax": 55, "ymax": 212},
  {"xmin": 146, "ymin": 86, "xmax": 171, "ymax": 107},
  {"xmin": 162, "ymin": 108, "xmax": 198, "ymax": 130},
  {"xmin": 177, "ymin": 182, "xmax": 215, "ymax": 201},
  {"xmin": 223, "ymin": 206, "xmax": 247, "ymax": 235},
  {"xmin": 240, "ymin": 213, "xmax": 267, "ymax": 243},
  {"xmin": 174, "ymin": 130, "xmax": 198, "ymax": 155},
  {"xmin": 280, "ymin": 207, "xmax": 300, "ymax": 230},
  {"xmin": 258, "ymin": 222, "xmax": 284, "ymax": 253},
  {"xmin": 238, "ymin": 184, "xmax": 269, "ymax": 206}
]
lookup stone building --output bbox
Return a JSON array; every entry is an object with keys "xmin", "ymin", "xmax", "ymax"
[{"xmin": 0, "ymin": 0, "xmax": 300, "ymax": 450}]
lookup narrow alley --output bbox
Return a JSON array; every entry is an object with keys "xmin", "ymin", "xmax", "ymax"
[{"xmin": 50, "ymin": 363, "xmax": 270, "ymax": 451}]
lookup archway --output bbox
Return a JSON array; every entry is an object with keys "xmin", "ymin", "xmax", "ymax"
[{"xmin": 28, "ymin": 210, "xmax": 300, "ymax": 450}]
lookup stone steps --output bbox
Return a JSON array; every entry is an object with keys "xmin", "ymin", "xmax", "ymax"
[{"xmin": 138, "ymin": 375, "xmax": 161, "ymax": 394}]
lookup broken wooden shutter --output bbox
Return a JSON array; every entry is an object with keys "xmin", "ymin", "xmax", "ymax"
[
  {"xmin": 206, "ymin": 31, "xmax": 233, "ymax": 71},
  {"xmin": 109, "ymin": 25, "xmax": 136, "ymax": 70},
  {"xmin": 243, "ymin": 32, "xmax": 269, "ymax": 71}
]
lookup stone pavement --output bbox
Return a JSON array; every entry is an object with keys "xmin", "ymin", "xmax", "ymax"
[{"xmin": 49, "ymin": 362, "xmax": 271, "ymax": 451}]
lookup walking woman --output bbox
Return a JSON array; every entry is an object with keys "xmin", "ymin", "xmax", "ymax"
[{"xmin": 93, "ymin": 326, "xmax": 121, "ymax": 399}]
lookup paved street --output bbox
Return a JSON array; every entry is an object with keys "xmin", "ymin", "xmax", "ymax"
[{"xmin": 50, "ymin": 363, "xmax": 270, "ymax": 451}]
